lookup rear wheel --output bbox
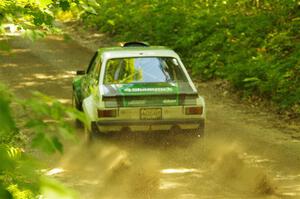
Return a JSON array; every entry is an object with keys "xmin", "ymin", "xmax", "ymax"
[
  {"xmin": 72, "ymin": 93, "xmax": 83, "ymax": 128},
  {"xmin": 190, "ymin": 120, "xmax": 205, "ymax": 138},
  {"xmin": 84, "ymin": 122, "xmax": 101, "ymax": 143},
  {"xmin": 84, "ymin": 124, "xmax": 94, "ymax": 144}
]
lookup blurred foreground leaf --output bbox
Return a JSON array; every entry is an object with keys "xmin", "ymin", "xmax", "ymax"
[
  {"xmin": 0, "ymin": 185, "xmax": 12, "ymax": 199},
  {"xmin": 41, "ymin": 177, "xmax": 77, "ymax": 199},
  {"xmin": 0, "ymin": 41, "xmax": 11, "ymax": 52},
  {"xmin": 0, "ymin": 85, "xmax": 16, "ymax": 138},
  {"xmin": 0, "ymin": 83, "xmax": 85, "ymax": 198}
]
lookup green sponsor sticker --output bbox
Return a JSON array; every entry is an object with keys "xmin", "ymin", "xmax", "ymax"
[
  {"xmin": 123, "ymin": 87, "xmax": 173, "ymax": 93},
  {"xmin": 117, "ymin": 83, "xmax": 179, "ymax": 107},
  {"xmin": 119, "ymin": 83, "xmax": 178, "ymax": 95}
]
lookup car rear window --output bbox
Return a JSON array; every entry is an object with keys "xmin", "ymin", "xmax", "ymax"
[{"xmin": 104, "ymin": 57, "xmax": 188, "ymax": 84}]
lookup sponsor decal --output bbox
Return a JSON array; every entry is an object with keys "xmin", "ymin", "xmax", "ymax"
[
  {"xmin": 163, "ymin": 99, "xmax": 177, "ymax": 104},
  {"xmin": 123, "ymin": 87, "xmax": 173, "ymax": 93}
]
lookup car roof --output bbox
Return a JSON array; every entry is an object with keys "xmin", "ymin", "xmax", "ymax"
[{"xmin": 98, "ymin": 46, "xmax": 180, "ymax": 60}]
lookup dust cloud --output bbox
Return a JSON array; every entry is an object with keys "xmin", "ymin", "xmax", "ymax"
[
  {"xmin": 206, "ymin": 141, "xmax": 276, "ymax": 196},
  {"xmin": 47, "ymin": 133, "xmax": 280, "ymax": 199}
]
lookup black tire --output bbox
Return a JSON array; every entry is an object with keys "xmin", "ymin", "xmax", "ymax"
[
  {"xmin": 72, "ymin": 93, "xmax": 83, "ymax": 128},
  {"xmin": 187, "ymin": 120, "xmax": 205, "ymax": 138},
  {"xmin": 84, "ymin": 122, "xmax": 101, "ymax": 143},
  {"xmin": 72, "ymin": 92, "xmax": 82, "ymax": 110},
  {"xmin": 84, "ymin": 124, "xmax": 95, "ymax": 144}
]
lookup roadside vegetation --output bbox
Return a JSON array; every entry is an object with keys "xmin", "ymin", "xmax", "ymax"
[{"xmin": 80, "ymin": 0, "xmax": 300, "ymax": 115}]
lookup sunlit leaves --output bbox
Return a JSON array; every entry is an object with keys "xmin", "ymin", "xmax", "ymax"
[
  {"xmin": 80, "ymin": 1, "xmax": 98, "ymax": 15},
  {"xmin": 0, "ymin": 0, "xmax": 77, "ymax": 36},
  {"xmin": 0, "ymin": 144, "xmax": 38, "ymax": 199},
  {"xmin": 7, "ymin": 184, "xmax": 34, "ymax": 199},
  {"xmin": 37, "ymin": 0, "xmax": 53, "ymax": 9}
]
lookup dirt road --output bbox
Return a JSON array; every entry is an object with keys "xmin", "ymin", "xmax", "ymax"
[{"xmin": 1, "ymin": 34, "xmax": 300, "ymax": 199}]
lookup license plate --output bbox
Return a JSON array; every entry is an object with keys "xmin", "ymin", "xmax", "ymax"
[{"xmin": 140, "ymin": 108, "xmax": 162, "ymax": 120}]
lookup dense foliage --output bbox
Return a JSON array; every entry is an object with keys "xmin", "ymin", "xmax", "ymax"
[
  {"xmin": 0, "ymin": 84, "xmax": 84, "ymax": 198},
  {"xmin": 81, "ymin": 0, "xmax": 300, "ymax": 114},
  {"xmin": 0, "ymin": 0, "xmax": 99, "ymax": 41}
]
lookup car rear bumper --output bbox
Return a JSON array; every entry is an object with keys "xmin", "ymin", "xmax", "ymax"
[
  {"xmin": 93, "ymin": 118, "xmax": 205, "ymax": 133},
  {"xmin": 97, "ymin": 118, "xmax": 203, "ymax": 126}
]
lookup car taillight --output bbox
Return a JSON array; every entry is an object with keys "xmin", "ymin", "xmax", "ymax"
[
  {"xmin": 185, "ymin": 107, "xmax": 203, "ymax": 115},
  {"xmin": 98, "ymin": 109, "xmax": 117, "ymax": 117}
]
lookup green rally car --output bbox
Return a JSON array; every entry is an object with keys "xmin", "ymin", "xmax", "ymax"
[{"xmin": 72, "ymin": 42, "xmax": 206, "ymax": 139}]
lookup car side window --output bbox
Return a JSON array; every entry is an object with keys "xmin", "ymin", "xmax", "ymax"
[
  {"xmin": 94, "ymin": 57, "xmax": 102, "ymax": 80},
  {"xmin": 87, "ymin": 52, "xmax": 98, "ymax": 74}
]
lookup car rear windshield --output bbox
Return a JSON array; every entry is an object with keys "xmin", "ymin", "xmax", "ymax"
[{"xmin": 104, "ymin": 57, "xmax": 188, "ymax": 84}]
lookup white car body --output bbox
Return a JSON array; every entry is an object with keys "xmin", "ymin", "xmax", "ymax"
[{"xmin": 73, "ymin": 44, "xmax": 206, "ymax": 137}]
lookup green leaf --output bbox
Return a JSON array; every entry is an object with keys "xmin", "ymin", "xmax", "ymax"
[
  {"xmin": 39, "ymin": 0, "xmax": 53, "ymax": 9},
  {"xmin": 41, "ymin": 177, "xmax": 77, "ymax": 199},
  {"xmin": 52, "ymin": 136, "xmax": 63, "ymax": 154},
  {"xmin": 243, "ymin": 77, "xmax": 260, "ymax": 82},
  {"xmin": 23, "ymin": 30, "xmax": 46, "ymax": 41},
  {"xmin": 0, "ymin": 93, "xmax": 16, "ymax": 136},
  {"xmin": 66, "ymin": 109, "xmax": 87, "ymax": 126},
  {"xmin": 0, "ymin": 41, "xmax": 11, "ymax": 52},
  {"xmin": 58, "ymin": 126, "xmax": 74, "ymax": 140},
  {"xmin": 31, "ymin": 133, "xmax": 56, "ymax": 154},
  {"xmin": 107, "ymin": 20, "xmax": 115, "ymax": 26},
  {"xmin": 25, "ymin": 119, "xmax": 46, "ymax": 129},
  {"xmin": 0, "ymin": 145, "xmax": 15, "ymax": 171},
  {"xmin": 0, "ymin": 185, "xmax": 12, "ymax": 199},
  {"xmin": 81, "ymin": 4, "xmax": 98, "ymax": 15},
  {"xmin": 59, "ymin": 0, "xmax": 70, "ymax": 11},
  {"xmin": 87, "ymin": 0, "xmax": 100, "ymax": 7},
  {"xmin": 50, "ymin": 101, "xmax": 64, "ymax": 120}
]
